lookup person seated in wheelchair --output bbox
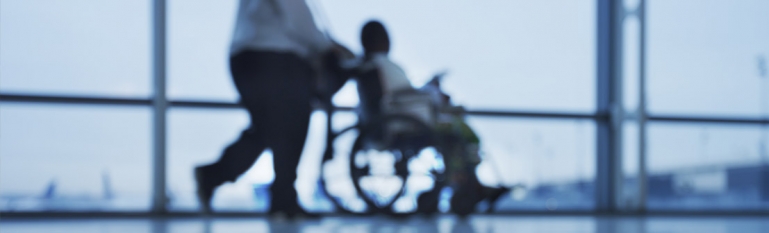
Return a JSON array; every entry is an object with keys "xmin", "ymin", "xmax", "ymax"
[
  {"xmin": 354, "ymin": 21, "xmax": 417, "ymax": 126},
  {"xmin": 352, "ymin": 20, "xmax": 507, "ymax": 215},
  {"xmin": 350, "ymin": 21, "xmax": 438, "ymax": 148}
]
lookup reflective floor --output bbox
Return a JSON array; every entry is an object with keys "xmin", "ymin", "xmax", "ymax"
[{"xmin": 1, "ymin": 215, "xmax": 768, "ymax": 233}]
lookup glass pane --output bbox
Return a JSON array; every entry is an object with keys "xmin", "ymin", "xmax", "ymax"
[
  {"xmin": 648, "ymin": 0, "xmax": 769, "ymax": 117},
  {"xmin": 167, "ymin": 0, "xmax": 239, "ymax": 101},
  {"xmin": 0, "ymin": 0, "xmax": 151, "ymax": 97},
  {"xmin": 0, "ymin": 103, "xmax": 152, "ymax": 211},
  {"xmin": 467, "ymin": 117, "xmax": 596, "ymax": 211},
  {"xmin": 314, "ymin": 0, "xmax": 596, "ymax": 112},
  {"xmin": 621, "ymin": 121, "xmax": 641, "ymax": 210},
  {"xmin": 167, "ymin": 108, "xmax": 333, "ymax": 212},
  {"xmin": 623, "ymin": 16, "xmax": 641, "ymax": 112},
  {"xmin": 647, "ymin": 122, "xmax": 769, "ymax": 210}
]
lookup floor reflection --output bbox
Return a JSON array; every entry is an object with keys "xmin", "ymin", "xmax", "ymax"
[{"xmin": 2, "ymin": 215, "xmax": 768, "ymax": 233}]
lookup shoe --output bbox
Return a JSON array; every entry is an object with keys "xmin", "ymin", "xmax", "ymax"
[
  {"xmin": 288, "ymin": 209, "xmax": 321, "ymax": 220},
  {"xmin": 195, "ymin": 166, "xmax": 216, "ymax": 214},
  {"xmin": 483, "ymin": 187, "xmax": 510, "ymax": 213},
  {"xmin": 416, "ymin": 186, "xmax": 441, "ymax": 215},
  {"xmin": 450, "ymin": 176, "xmax": 484, "ymax": 217},
  {"xmin": 269, "ymin": 207, "xmax": 321, "ymax": 220}
]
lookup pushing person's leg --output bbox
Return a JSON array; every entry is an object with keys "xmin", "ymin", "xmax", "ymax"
[
  {"xmin": 265, "ymin": 55, "xmax": 314, "ymax": 216},
  {"xmin": 268, "ymin": 115, "xmax": 312, "ymax": 217},
  {"xmin": 195, "ymin": 51, "xmax": 271, "ymax": 213},
  {"xmin": 195, "ymin": 128, "xmax": 267, "ymax": 213}
]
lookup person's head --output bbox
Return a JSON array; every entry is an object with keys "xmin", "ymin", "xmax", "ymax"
[{"xmin": 360, "ymin": 20, "xmax": 390, "ymax": 56}]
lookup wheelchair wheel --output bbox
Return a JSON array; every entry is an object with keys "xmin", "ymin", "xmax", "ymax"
[
  {"xmin": 319, "ymin": 124, "xmax": 369, "ymax": 213},
  {"xmin": 348, "ymin": 114, "xmax": 441, "ymax": 214}
]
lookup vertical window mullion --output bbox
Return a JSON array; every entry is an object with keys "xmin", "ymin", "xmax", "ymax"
[
  {"xmin": 596, "ymin": 0, "xmax": 624, "ymax": 213},
  {"xmin": 152, "ymin": 0, "xmax": 168, "ymax": 214},
  {"xmin": 637, "ymin": 0, "xmax": 648, "ymax": 213}
]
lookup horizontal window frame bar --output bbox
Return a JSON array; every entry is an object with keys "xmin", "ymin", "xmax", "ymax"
[
  {"xmin": 2, "ymin": 94, "xmax": 768, "ymax": 124},
  {"xmin": 169, "ymin": 100, "xmax": 241, "ymax": 109},
  {"xmin": 0, "ymin": 93, "xmax": 152, "ymax": 106},
  {"xmin": 0, "ymin": 94, "xmax": 605, "ymax": 120},
  {"xmin": 466, "ymin": 110, "xmax": 603, "ymax": 120},
  {"xmin": 647, "ymin": 115, "xmax": 769, "ymax": 125},
  {"xmin": 0, "ymin": 94, "xmax": 242, "ymax": 109}
]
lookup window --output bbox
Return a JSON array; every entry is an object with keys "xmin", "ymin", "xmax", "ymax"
[
  {"xmin": 640, "ymin": 0, "xmax": 769, "ymax": 211},
  {"xmin": 0, "ymin": 0, "xmax": 151, "ymax": 98},
  {"xmin": 0, "ymin": 104, "xmax": 152, "ymax": 211},
  {"xmin": 1, "ymin": 0, "xmax": 765, "ymax": 215},
  {"xmin": 646, "ymin": 123, "xmax": 769, "ymax": 210},
  {"xmin": 318, "ymin": 0, "xmax": 596, "ymax": 112},
  {"xmin": 167, "ymin": 0, "xmax": 239, "ymax": 102},
  {"xmin": 647, "ymin": 0, "xmax": 769, "ymax": 117},
  {"xmin": 468, "ymin": 117, "xmax": 596, "ymax": 211}
]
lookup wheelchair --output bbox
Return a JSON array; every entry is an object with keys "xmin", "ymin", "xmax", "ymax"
[
  {"xmin": 316, "ymin": 75, "xmax": 489, "ymax": 215},
  {"xmin": 313, "ymin": 46, "xmax": 510, "ymax": 215}
]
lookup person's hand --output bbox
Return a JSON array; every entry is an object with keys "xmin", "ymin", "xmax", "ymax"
[
  {"xmin": 317, "ymin": 41, "xmax": 354, "ymax": 100},
  {"xmin": 329, "ymin": 40, "xmax": 354, "ymax": 60},
  {"xmin": 323, "ymin": 40, "xmax": 358, "ymax": 74}
]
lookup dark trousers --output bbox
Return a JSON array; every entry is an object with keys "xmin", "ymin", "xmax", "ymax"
[{"xmin": 201, "ymin": 50, "xmax": 313, "ymax": 212}]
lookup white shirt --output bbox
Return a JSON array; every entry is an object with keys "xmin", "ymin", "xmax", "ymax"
[
  {"xmin": 230, "ymin": 0, "xmax": 332, "ymax": 59},
  {"xmin": 361, "ymin": 53, "xmax": 413, "ymax": 95}
]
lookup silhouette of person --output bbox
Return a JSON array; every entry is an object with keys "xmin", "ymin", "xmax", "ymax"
[
  {"xmin": 352, "ymin": 21, "xmax": 507, "ymax": 216},
  {"xmin": 354, "ymin": 20, "xmax": 415, "ymax": 127},
  {"xmin": 194, "ymin": 0, "xmax": 341, "ymax": 217}
]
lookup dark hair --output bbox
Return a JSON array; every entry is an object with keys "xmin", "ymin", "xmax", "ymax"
[{"xmin": 360, "ymin": 20, "xmax": 390, "ymax": 54}]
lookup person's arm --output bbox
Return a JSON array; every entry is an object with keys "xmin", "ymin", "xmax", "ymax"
[{"xmin": 271, "ymin": 0, "xmax": 332, "ymax": 56}]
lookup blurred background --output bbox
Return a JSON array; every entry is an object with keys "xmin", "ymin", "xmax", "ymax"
[{"xmin": 0, "ymin": 0, "xmax": 767, "ymax": 214}]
